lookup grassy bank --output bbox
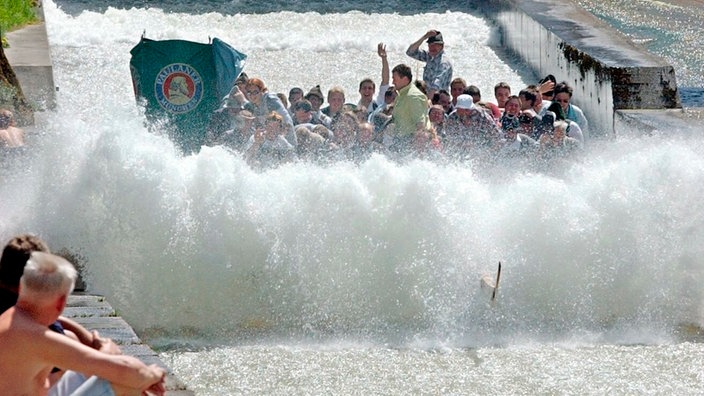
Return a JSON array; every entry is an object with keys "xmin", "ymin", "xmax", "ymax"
[{"xmin": 0, "ymin": 0, "xmax": 38, "ymax": 47}]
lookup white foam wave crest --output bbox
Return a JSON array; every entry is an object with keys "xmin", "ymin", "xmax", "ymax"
[
  {"xmin": 5, "ymin": 111, "xmax": 704, "ymax": 344},
  {"xmin": 44, "ymin": 1, "xmax": 523, "ymax": 101},
  {"xmin": 1, "ymin": 1, "xmax": 702, "ymax": 346}
]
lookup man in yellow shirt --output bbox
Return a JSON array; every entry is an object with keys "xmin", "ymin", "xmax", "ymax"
[{"xmin": 390, "ymin": 64, "xmax": 430, "ymax": 152}]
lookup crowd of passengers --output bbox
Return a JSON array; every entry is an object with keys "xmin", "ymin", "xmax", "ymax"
[{"xmin": 207, "ymin": 30, "xmax": 589, "ymax": 170}]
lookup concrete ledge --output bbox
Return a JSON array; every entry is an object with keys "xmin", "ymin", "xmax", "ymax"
[
  {"xmin": 478, "ymin": 0, "xmax": 681, "ymax": 136},
  {"xmin": 66, "ymin": 294, "xmax": 194, "ymax": 395},
  {"xmin": 4, "ymin": 1, "xmax": 56, "ymax": 112}
]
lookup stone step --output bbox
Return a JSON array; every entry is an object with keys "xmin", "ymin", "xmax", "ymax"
[{"xmin": 66, "ymin": 294, "xmax": 193, "ymax": 395}]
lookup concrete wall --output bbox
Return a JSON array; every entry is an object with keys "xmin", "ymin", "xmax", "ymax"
[
  {"xmin": 4, "ymin": 2, "xmax": 56, "ymax": 117},
  {"xmin": 477, "ymin": 0, "xmax": 681, "ymax": 136}
]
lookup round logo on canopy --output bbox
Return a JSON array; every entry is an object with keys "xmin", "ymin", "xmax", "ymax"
[{"xmin": 154, "ymin": 63, "xmax": 204, "ymax": 113}]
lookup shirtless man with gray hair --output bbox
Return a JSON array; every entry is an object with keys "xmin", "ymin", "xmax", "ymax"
[{"xmin": 0, "ymin": 252, "xmax": 166, "ymax": 395}]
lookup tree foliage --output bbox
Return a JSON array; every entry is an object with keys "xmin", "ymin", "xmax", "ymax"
[{"xmin": 0, "ymin": 0, "xmax": 38, "ymax": 47}]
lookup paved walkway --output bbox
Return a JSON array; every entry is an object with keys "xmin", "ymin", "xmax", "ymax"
[
  {"xmin": 3, "ymin": 2, "xmax": 56, "ymax": 112},
  {"xmin": 4, "ymin": 23, "xmax": 51, "ymax": 67}
]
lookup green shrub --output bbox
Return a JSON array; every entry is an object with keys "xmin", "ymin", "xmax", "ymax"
[{"xmin": 0, "ymin": 0, "xmax": 37, "ymax": 47}]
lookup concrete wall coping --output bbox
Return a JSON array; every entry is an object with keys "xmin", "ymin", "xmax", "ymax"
[
  {"xmin": 506, "ymin": 0, "xmax": 671, "ymax": 68},
  {"xmin": 478, "ymin": 0, "xmax": 682, "ymax": 135}
]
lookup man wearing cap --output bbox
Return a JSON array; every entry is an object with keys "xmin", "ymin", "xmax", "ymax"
[
  {"xmin": 304, "ymin": 86, "xmax": 332, "ymax": 128},
  {"xmin": 444, "ymin": 94, "xmax": 501, "ymax": 156},
  {"xmin": 406, "ymin": 29, "xmax": 453, "ymax": 98}
]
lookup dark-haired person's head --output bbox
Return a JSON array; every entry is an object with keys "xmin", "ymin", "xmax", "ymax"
[
  {"xmin": 464, "ymin": 85, "xmax": 481, "ymax": 103},
  {"xmin": 0, "ymin": 234, "xmax": 50, "ymax": 312},
  {"xmin": 383, "ymin": 86, "xmax": 397, "ymax": 104},
  {"xmin": 553, "ymin": 81, "xmax": 574, "ymax": 112},
  {"xmin": 288, "ymin": 87, "xmax": 304, "ymax": 104},
  {"xmin": 432, "ymin": 90, "xmax": 451, "ymax": 108},
  {"xmin": 518, "ymin": 88, "xmax": 538, "ymax": 110},
  {"xmin": 0, "ymin": 234, "xmax": 50, "ymax": 291},
  {"xmin": 293, "ymin": 99, "xmax": 314, "ymax": 124},
  {"xmin": 0, "ymin": 109, "xmax": 14, "ymax": 129},
  {"xmin": 553, "ymin": 82, "xmax": 573, "ymax": 97},
  {"xmin": 451, "ymin": 78, "xmax": 467, "ymax": 103},
  {"xmin": 494, "ymin": 82, "xmax": 511, "ymax": 107},
  {"xmin": 391, "ymin": 64, "xmax": 413, "ymax": 89},
  {"xmin": 358, "ymin": 78, "xmax": 375, "ymax": 91},
  {"xmin": 546, "ymin": 101, "xmax": 566, "ymax": 121}
]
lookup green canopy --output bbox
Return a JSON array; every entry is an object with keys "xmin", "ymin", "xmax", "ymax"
[{"xmin": 130, "ymin": 37, "xmax": 247, "ymax": 153}]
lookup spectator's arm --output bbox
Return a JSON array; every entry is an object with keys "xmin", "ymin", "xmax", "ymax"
[
  {"xmin": 406, "ymin": 30, "xmax": 436, "ymax": 57},
  {"xmin": 378, "ymin": 43, "xmax": 389, "ymax": 86}
]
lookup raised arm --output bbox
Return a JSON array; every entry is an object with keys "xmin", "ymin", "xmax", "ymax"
[
  {"xmin": 226, "ymin": 85, "xmax": 247, "ymax": 108},
  {"xmin": 537, "ymin": 79, "xmax": 555, "ymax": 96},
  {"xmin": 378, "ymin": 43, "xmax": 389, "ymax": 86},
  {"xmin": 406, "ymin": 30, "xmax": 437, "ymax": 57},
  {"xmin": 375, "ymin": 43, "xmax": 390, "ymax": 106}
]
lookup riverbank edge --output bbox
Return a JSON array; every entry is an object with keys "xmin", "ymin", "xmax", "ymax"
[{"xmin": 65, "ymin": 293, "xmax": 195, "ymax": 395}]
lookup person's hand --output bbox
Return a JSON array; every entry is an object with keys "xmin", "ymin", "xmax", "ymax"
[
  {"xmin": 91, "ymin": 331, "xmax": 122, "ymax": 355},
  {"xmin": 142, "ymin": 378, "xmax": 166, "ymax": 396},
  {"xmin": 425, "ymin": 30, "xmax": 439, "ymax": 38},
  {"xmin": 537, "ymin": 80, "xmax": 555, "ymax": 94},
  {"xmin": 377, "ymin": 43, "xmax": 387, "ymax": 58},
  {"xmin": 142, "ymin": 365, "xmax": 166, "ymax": 396}
]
